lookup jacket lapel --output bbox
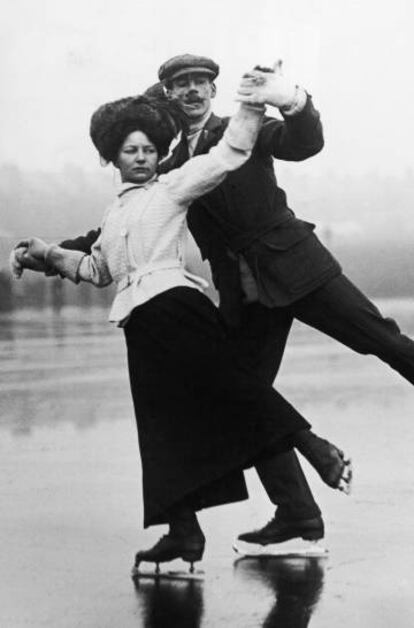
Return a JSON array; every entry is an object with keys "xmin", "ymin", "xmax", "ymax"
[
  {"xmin": 159, "ymin": 133, "xmax": 189, "ymax": 173},
  {"xmin": 159, "ymin": 113, "xmax": 226, "ymax": 174},
  {"xmin": 193, "ymin": 113, "xmax": 225, "ymax": 156}
]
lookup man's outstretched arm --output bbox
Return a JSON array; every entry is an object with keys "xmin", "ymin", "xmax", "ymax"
[
  {"xmin": 258, "ymin": 95, "xmax": 324, "ymax": 161},
  {"xmin": 59, "ymin": 228, "xmax": 101, "ymax": 253}
]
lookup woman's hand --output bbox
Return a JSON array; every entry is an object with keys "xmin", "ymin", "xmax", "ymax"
[{"xmin": 9, "ymin": 238, "xmax": 51, "ymax": 278}]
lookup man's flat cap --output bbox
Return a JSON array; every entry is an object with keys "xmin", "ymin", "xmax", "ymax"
[{"xmin": 158, "ymin": 54, "xmax": 219, "ymax": 83}]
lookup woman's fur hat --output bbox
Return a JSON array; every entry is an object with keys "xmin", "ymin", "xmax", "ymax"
[{"xmin": 89, "ymin": 93, "xmax": 183, "ymax": 164}]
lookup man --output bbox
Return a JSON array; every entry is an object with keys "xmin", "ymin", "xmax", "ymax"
[
  {"xmin": 153, "ymin": 54, "xmax": 414, "ymax": 545},
  {"xmin": 154, "ymin": 55, "xmax": 331, "ymax": 545},
  {"xmin": 12, "ymin": 54, "xmax": 366, "ymax": 548}
]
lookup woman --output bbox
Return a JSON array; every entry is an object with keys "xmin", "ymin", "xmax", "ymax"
[{"xmin": 16, "ymin": 72, "xmax": 351, "ymax": 574}]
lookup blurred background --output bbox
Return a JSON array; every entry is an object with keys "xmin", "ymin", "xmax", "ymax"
[{"xmin": 1, "ymin": 0, "xmax": 414, "ymax": 311}]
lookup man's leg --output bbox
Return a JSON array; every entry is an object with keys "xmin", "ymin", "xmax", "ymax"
[
  {"xmin": 255, "ymin": 449, "xmax": 322, "ymax": 520},
  {"xmin": 238, "ymin": 448, "xmax": 324, "ymax": 544},
  {"xmin": 226, "ymin": 303, "xmax": 292, "ymax": 385},
  {"xmin": 292, "ymin": 273, "xmax": 414, "ymax": 383},
  {"xmin": 229, "ymin": 304, "xmax": 323, "ymax": 543}
]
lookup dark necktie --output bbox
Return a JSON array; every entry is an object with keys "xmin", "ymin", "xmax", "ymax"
[{"xmin": 173, "ymin": 135, "xmax": 189, "ymax": 167}]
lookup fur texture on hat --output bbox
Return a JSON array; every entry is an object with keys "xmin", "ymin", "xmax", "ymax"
[
  {"xmin": 90, "ymin": 95, "xmax": 183, "ymax": 164},
  {"xmin": 144, "ymin": 82, "xmax": 167, "ymax": 99}
]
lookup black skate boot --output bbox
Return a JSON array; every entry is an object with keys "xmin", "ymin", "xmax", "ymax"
[
  {"xmin": 132, "ymin": 531, "xmax": 205, "ymax": 576},
  {"xmin": 132, "ymin": 506, "xmax": 205, "ymax": 577},
  {"xmin": 237, "ymin": 513, "xmax": 324, "ymax": 546},
  {"xmin": 294, "ymin": 430, "xmax": 352, "ymax": 494}
]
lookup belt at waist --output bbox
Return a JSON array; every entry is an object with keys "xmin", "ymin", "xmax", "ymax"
[{"xmin": 116, "ymin": 260, "xmax": 183, "ymax": 293}]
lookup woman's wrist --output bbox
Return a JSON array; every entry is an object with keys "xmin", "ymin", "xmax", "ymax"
[
  {"xmin": 44, "ymin": 244, "xmax": 53, "ymax": 263},
  {"xmin": 226, "ymin": 103, "xmax": 265, "ymax": 151},
  {"xmin": 239, "ymin": 101, "xmax": 266, "ymax": 113}
]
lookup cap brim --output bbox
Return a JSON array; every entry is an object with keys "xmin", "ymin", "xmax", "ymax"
[{"xmin": 166, "ymin": 67, "xmax": 217, "ymax": 81}]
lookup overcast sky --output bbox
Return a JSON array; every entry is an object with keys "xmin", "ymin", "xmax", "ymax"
[{"xmin": 1, "ymin": 0, "xmax": 413, "ymax": 175}]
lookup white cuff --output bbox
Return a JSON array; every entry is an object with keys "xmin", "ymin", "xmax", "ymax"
[
  {"xmin": 225, "ymin": 103, "xmax": 265, "ymax": 151},
  {"xmin": 45, "ymin": 245, "xmax": 86, "ymax": 283}
]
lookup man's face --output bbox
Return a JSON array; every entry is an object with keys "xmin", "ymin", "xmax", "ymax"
[{"xmin": 167, "ymin": 72, "xmax": 216, "ymax": 121}]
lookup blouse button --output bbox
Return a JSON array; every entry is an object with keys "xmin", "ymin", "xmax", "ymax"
[{"xmin": 120, "ymin": 228, "xmax": 128, "ymax": 237}]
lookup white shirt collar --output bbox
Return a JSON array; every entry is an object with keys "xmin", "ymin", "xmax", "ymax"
[
  {"xmin": 187, "ymin": 106, "xmax": 212, "ymax": 137},
  {"xmin": 117, "ymin": 175, "xmax": 158, "ymax": 197}
]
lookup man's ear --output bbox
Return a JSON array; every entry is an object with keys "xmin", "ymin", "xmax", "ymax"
[
  {"xmin": 164, "ymin": 85, "xmax": 174, "ymax": 100},
  {"xmin": 210, "ymin": 83, "xmax": 217, "ymax": 99}
]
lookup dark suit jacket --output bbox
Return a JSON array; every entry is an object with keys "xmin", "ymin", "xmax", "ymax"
[
  {"xmin": 61, "ymin": 96, "xmax": 341, "ymax": 326},
  {"xmin": 162, "ymin": 96, "xmax": 341, "ymax": 324}
]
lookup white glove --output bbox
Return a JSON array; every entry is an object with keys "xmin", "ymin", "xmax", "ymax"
[{"xmin": 237, "ymin": 60, "xmax": 298, "ymax": 110}]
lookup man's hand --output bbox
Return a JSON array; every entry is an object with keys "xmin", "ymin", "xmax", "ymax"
[
  {"xmin": 21, "ymin": 237, "xmax": 50, "ymax": 260},
  {"xmin": 237, "ymin": 60, "xmax": 298, "ymax": 110},
  {"xmin": 9, "ymin": 247, "xmax": 25, "ymax": 278}
]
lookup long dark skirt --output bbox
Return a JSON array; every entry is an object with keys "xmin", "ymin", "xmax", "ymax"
[{"xmin": 124, "ymin": 287, "xmax": 310, "ymax": 527}]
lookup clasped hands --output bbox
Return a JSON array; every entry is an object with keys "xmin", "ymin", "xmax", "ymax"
[
  {"xmin": 236, "ymin": 60, "xmax": 298, "ymax": 110},
  {"xmin": 10, "ymin": 237, "xmax": 53, "ymax": 278}
]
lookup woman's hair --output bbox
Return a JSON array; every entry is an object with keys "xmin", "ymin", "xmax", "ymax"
[{"xmin": 90, "ymin": 94, "xmax": 184, "ymax": 164}]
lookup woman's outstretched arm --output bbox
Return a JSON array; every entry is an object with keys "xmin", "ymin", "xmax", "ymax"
[
  {"xmin": 163, "ymin": 103, "xmax": 264, "ymax": 206},
  {"xmin": 17, "ymin": 233, "xmax": 112, "ymax": 287}
]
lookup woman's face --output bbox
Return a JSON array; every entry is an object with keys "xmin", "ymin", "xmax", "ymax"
[{"xmin": 116, "ymin": 131, "xmax": 159, "ymax": 184}]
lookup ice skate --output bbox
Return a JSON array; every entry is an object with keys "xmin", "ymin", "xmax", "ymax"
[
  {"xmin": 233, "ymin": 539, "xmax": 329, "ymax": 560},
  {"xmin": 131, "ymin": 532, "xmax": 205, "ymax": 581},
  {"xmin": 237, "ymin": 514, "xmax": 325, "ymax": 545},
  {"xmin": 234, "ymin": 513, "xmax": 327, "ymax": 559}
]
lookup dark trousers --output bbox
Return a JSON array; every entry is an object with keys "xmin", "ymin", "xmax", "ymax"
[
  {"xmin": 227, "ymin": 304, "xmax": 319, "ymax": 521},
  {"xmin": 291, "ymin": 274, "xmax": 414, "ymax": 382},
  {"xmin": 229, "ymin": 271, "xmax": 414, "ymax": 520}
]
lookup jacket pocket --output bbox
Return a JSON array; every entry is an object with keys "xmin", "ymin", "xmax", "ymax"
[
  {"xmin": 257, "ymin": 220, "xmax": 315, "ymax": 252},
  {"xmin": 252, "ymin": 231, "xmax": 339, "ymax": 297}
]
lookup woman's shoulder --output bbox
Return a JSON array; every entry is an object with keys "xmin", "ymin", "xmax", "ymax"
[{"xmin": 156, "ymin": 171, "xmax": 184, "ymax": 199}]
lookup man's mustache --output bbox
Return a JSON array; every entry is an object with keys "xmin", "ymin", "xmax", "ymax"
[{"xmin": 184, "ymin": 96, "xmax": 204, "ymax": 104}]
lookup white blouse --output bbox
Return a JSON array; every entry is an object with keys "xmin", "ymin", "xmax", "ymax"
[{"xmin": 47, "ymin": 104, "xmax": 264, "ymax": 324}]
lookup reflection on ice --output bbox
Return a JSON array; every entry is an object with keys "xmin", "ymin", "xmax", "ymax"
[
  {"xmin": 133, "ymin": 579, "xmax": 204, "ymax": 628},
  {"xmin": 131, "ymin": 557, "xmax": 324, "ymax": 628},
  {"xmin": 0, "ymin": 309, "xmax": 131, "ymax": 435},
  {"xmin": 234, "ymin": 557, "xmax": 325, "ymax": 627}
]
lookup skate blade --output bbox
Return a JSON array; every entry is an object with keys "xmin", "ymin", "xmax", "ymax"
[
  {"xmin": 233, "ymin": 541, "xmax": 328, "ymax": 559},
  {"xmin": 338, "ymin": 458, "xmax": 353, "ymax": 495},
  {"xmin": 131, "ymin": 566, "xmax": 204, "ymax": 581}
]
